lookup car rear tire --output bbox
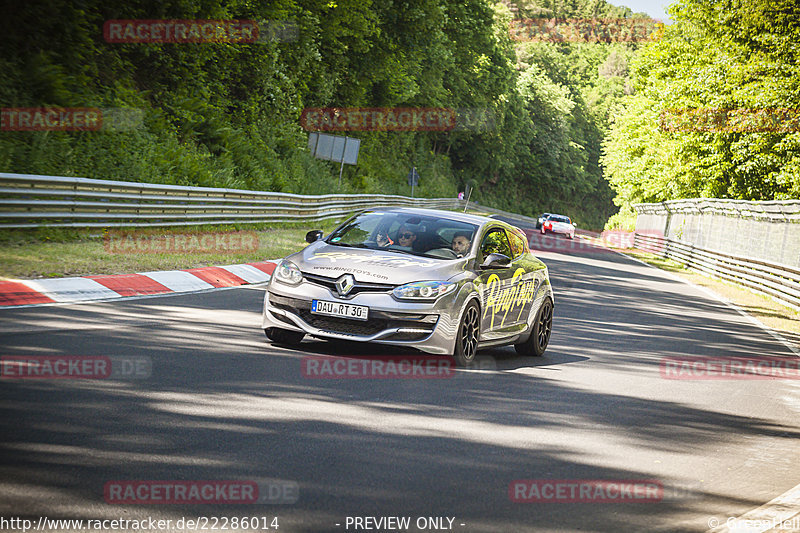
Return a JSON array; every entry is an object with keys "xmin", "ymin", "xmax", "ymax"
[
  {"xmin": 453, "ymin": 301, "xmax": 480, "ymax": 367},
  {"xmin": 264, "ymin": 327, "xmax": 305, "ymax": 345},
  {"xmin": 514, "ymin": 298, "xmax": 552, "ymax": 357}
]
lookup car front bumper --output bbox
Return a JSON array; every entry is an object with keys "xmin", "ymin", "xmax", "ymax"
[
  {"xmin": 262, "ymin": 277, "xmax": 468, "ymax": 355},
  {"xmin": 546, "ymin": 225, "xmax": 574, "ymax": 236}
]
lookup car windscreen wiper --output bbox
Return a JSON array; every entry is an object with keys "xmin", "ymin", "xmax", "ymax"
[{"xmin": 327, "ymin": 242, "xmax": 367, "ymax": 248}]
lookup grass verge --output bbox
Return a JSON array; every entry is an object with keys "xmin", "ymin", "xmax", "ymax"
[{"xmin": 0, "ymin": 220, "xmax": 342, "ymax": 279}]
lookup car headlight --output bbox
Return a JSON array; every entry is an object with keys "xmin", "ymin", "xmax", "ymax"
[
  {"xmin": 392, "ymin": 281, "xmax": 458, "ymax": 301},
  {"xmin": 274, "ymin": 260, "xmax": 303, "ymax": 285}
]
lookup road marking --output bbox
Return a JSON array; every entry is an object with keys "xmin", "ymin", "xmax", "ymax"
[
  {"xmin": 137, "ymin": 270, "xmax": 215, "ymax": 292},
  {"xmin": 0, "ymin": 280, "xmax": 55, "ymax": 305},
  {"xmin": 23, "ymin": 277, "xmax": 120, "ymax": 303},
  {"xmin": 88, "ymin": 273, "xmax": 172, "ymax": 296},
  {"xmin": 184, "ymin": 266, "xmax": 249, "ymax": 287},
  {"xmin": 219, "ymin": 263, "xmax": 272, "ymax": 284},
  {"xmin": 0, "ymin": 260, "xmax": 278, "ymax": 308}
]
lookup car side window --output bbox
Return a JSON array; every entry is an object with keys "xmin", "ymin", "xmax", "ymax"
[
  {"xmin": 507, "ymin": 230, "xmax": 526, "ymax": 259},
  {"xmin": 480, "ymin": 228, "xmax": 512, "ymax": 259}
]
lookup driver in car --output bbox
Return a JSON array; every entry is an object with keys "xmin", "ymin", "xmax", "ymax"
[
  {"xmin": 451, "ymin": 231, "xmax": 471, "ymax": 257},
  {"xmin": 396, "ymin": 226, "xmax": 418, "ymax": 250}
]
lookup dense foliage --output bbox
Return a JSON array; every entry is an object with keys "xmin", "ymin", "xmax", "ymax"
[
  {"xmin": 1, "ymin": 0, "xmax": 656, "ymax": 229},
  {"xmin": 602, "ymin": 0, "xmax": 800, "ymax": 228}
]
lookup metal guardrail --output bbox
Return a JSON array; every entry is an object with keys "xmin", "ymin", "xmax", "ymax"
[
  {"xmin": 635, "ymin": 232, "xmax": 800, "ymax": 310},
  {"xmin": 460, "ymin": 203, "xmax": 544, "ymax": 228},
  {"xmin": 633, "ymin": 198, "xmax": 800, "ymax": 222},
  {"xmin": 633, "ymin": 197, "xmax": 800, "ymax": 269},
  {"xmin": 0, "ymin": 173, "xmax": 470, "ymax": 228}
]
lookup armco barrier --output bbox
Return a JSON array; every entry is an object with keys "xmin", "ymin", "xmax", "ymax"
[
  {"xmin": 633, "ymin": 198, "xmax": 800, "ymax": 268},
  {"xmin": 0, "ymin": 173, "xmax": 466, "ymax": 228},
  {"xmin": 634, "ymin": 232, "xmax": 800, "ymax": 310}
]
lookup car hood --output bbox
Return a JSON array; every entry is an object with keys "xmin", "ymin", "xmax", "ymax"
[{"xmin": 287, "ymin": 241, "xmax": 468, "ymax": 285}]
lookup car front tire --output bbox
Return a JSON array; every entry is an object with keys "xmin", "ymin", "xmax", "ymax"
[
  {"xmin": 264, "ymin": 327, "xmax": 305, "ymax": 345},
  {"xmin": 453, "ymin": 301, "xmax": 480, "ymax": 367},
  {"xmin": 514, "ymin": 297, "xmax": 553, "ymax": 357}
]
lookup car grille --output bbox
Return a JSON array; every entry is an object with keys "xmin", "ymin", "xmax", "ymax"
[
  {"xmin": 298, "ymin": 310, "xmax": 388, "ymax": 336},
  {"xmin": 303, "ymin": 272, "xmax": 396, "ymax": 297}
]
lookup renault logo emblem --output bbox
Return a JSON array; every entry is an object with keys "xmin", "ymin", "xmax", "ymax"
[{"xmin": 335, "ymin": 273, "xmax": 356, "ymax": 297}]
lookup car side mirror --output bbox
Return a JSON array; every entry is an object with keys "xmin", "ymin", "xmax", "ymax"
[
  {"xmin": 305, "ymin": 230, "xmax": 323, "ymax": 243},
  {"xmin": 480, "ymin": 253, "xmax": 511, "ymax": 269}
]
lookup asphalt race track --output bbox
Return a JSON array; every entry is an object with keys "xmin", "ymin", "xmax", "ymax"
[{"xmin": 1, "ymin": 237, "xmax": 799, "ymax": 532}]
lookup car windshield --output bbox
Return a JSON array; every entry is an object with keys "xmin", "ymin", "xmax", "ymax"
[
  {"xmin": 326, "ymin": 212, "xmax": 479, "ymax": 259},
  {"xmin": 549, "ymin": 215, "xmax": 571, "ymax": 224}
]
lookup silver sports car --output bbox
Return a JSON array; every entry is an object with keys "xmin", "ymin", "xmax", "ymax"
[{"xmin": 262, "ymin": 207, "xmax": 554, "ymax": 366}]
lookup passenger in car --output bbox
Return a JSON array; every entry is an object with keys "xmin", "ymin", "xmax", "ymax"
[{"xmin": 376, "ymin": 229, "xmax": 393, "ymax": 247}]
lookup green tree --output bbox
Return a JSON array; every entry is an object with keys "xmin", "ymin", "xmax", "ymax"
[{"xmin": 602, "ymin": 0, "xmax": 800, "ymax": 229}]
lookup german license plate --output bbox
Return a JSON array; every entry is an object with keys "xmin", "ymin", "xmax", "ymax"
[{"xmin": 311, "ymin": 300, "xmax": 369, "ymax": 321}]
